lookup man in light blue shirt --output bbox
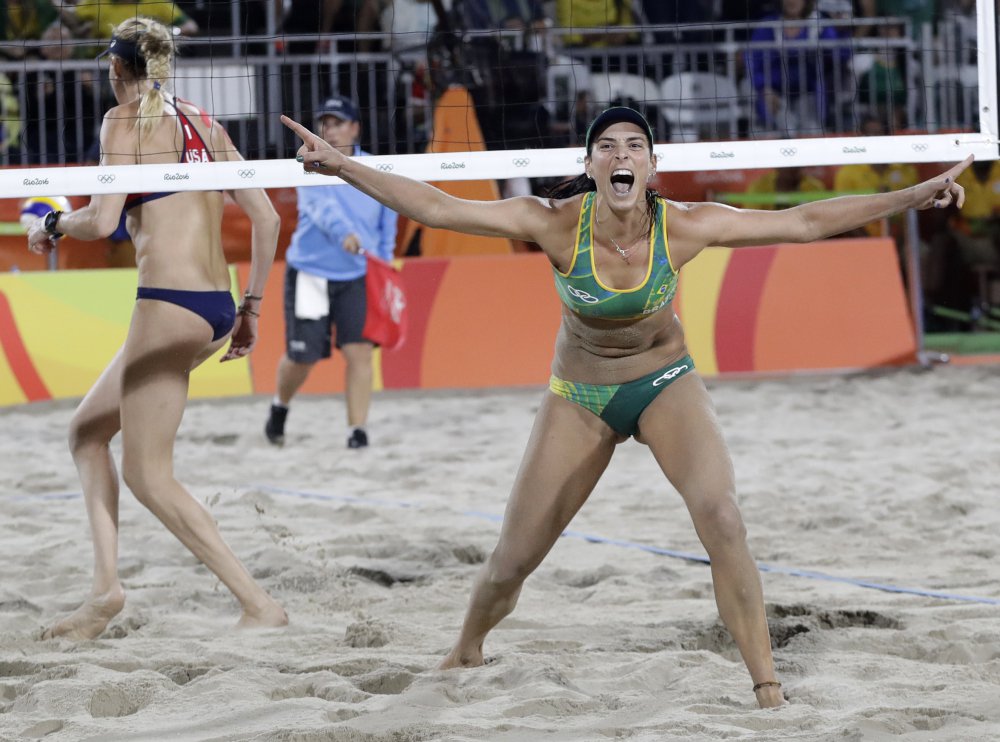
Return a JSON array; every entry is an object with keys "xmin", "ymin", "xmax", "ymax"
[{"xmin": 265, "ymin": 95, "xmax": 398, "ymax": 449}]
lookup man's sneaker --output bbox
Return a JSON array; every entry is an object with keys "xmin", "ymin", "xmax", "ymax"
[
  {"xmin": 265, "ymin": 404, "xmax": 288, "ymax": 445},
  {"xmin": 347, "ymin": 428, "xmax": 368, "ymax": 449}
]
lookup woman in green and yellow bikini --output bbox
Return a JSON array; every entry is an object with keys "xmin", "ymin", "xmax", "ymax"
[{"xmin": 281, "ymin": 106, "xmax": 969, "ymax": 708}]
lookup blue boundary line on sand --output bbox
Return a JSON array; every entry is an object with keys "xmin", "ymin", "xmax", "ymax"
[
  {"xmin": 251, "ymin": 485, "xmax": 1000, "ymax": 606},
  {"xmin": 16, "ymin": 485, "xmax": 1000, "ymax": 606}
]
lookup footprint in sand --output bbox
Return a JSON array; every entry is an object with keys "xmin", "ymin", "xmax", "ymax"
[
  {"xmin": 0, "ymin": 661, "xmax": 40, "ymax": 679},
  {"xmin": 20, "ymin": 719, "xmax": 63, "ymax": 739},
  {"xmin": 0, "ymin": 598, "xmax": 41, "ymax": 614},
  {"xmin": 89, "ymin": 675, "xmax": 173, "ymax": 718},
  {"xmin": 351, "ymin": 667, "xmax": 417, "ymax": 695},
  {"xmin": 158, "ymin": 665, "xmax": 213, "ymax": 685},
  {"xmin": 681, "ymin": 604, "xmax": 902, "ymax": 654},
  {"xmin": 103, "ymin": 615, "xmax": 147, "ymax": 640}
]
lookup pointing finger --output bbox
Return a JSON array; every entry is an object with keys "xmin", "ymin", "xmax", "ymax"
[
  {"xmin": 281, "ymin": 115, "xmax": 317, "ymax": 142},
  {"xmin": 947, "ymin": 153, "xmax": 974, "ymax": 178}
]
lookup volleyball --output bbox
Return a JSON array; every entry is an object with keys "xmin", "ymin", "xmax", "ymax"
[{"xmin": 19, "ymin": 196, "xmax": 71, "ymax": 231}]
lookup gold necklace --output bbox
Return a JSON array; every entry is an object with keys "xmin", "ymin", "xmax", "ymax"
[{"xmin": 595, "ymin": 196, "xmax": 646, "ymax": 264}]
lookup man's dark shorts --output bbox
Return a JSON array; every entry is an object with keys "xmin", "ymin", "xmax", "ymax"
[{"xmin": 284, "ymin": 266, "xmax": 369, "ymax": 363}]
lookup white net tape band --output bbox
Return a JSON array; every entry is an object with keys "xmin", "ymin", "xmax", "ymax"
[{"xmin": 2, "ymin": 133, "xmax": 995, "ymax": 199}]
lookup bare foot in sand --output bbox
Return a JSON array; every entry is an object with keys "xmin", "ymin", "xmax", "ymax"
[
  {"xmin": 236, "ymin": 598, "xmax": 288, "ymax": 629},
  {"xmin": 755, "ymin": 683, "xmax": 787, "ymax": 709},
  {"xmin": 41, "ymin": 586, "xmax": 125, "ymax": 641},
  {"xmin": 437, "ymin": 648, "xmax": 484, "ymax": 670}
]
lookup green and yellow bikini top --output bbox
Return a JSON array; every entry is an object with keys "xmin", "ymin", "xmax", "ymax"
[{"xmin": 553, "ymin": 191, "xmax": 678, "ymax": 320}]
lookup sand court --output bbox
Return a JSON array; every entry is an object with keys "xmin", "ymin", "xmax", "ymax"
[{"xmin": 1, "ymin": 364, "xmax": 999, "ymax": 740}]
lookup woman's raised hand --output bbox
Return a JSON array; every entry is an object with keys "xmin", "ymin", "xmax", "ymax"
[
  {"xmin": 912, "ymin": 154, "xmax": 973, "ymax": 211},
  {"xmin": 281, "ymin": 115, "xmax": 348, "ymax": 176}
]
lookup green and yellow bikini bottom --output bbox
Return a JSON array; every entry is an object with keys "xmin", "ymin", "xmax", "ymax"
[{"xmin": 549, "ymin": 355, "xmax": 695, "ymax": 437}]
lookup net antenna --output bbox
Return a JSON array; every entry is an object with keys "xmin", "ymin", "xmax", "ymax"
[{"xmin": 1, "ymin": 0, "xmax": 997, "ymax": 199}]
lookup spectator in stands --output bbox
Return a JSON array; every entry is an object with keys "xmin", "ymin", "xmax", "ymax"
[
  {"xmin": 857, "ymin": 19, "xmax": 908, "ymax": 130},
  {"xmin": 717, "ymin": 0, "xmax": 775, "ymax": 24},
  {"xmin": 0, "ymin": 73, "xmax": 20, "ymax": 159},
  {"xmin": 926, "ymin": 159, "xmax": 1000, "ymax": 311},
  {"xmin": 379, "ymin": 0, "xmax": 450, "ymax": 54},
  {"xmin": 458, "ymin": 0, "xmax": 547, "ymax": 30},
  {"xmin": 67, "ymin": 0, "xmax": 199, "ymax": 39},
  {"xmin": 816, "ymin": 0, "xmax": 855, "ymax": 128},
  {"xmin": 1, "ymin": 0, "xmax": 60, "ymax": 59},
  {"xmin": 856, "ymin": 0, "xmax": 935, "ymax": 40},
  {"xmin": 746, "ymin": 0, "xmax": 844, "ymax": 136},
  {"xmin": 941, "ymin": 0, "xmax": 977, "ymax": 64},
  {"xmin": 21, "ymin": 21, "xmax": 100, "ymax": 164},
  {"xmin": 550, "ymin": 89, "xmax": 595, "ymax": 147},
  {"xmin": 281, "ymin": 0, "xmax": 379, "ymax": 53},
  {"xmin": 745, "ymin": 166, "xmax": 827, "ymax": 209},
  {"xmin": 832, "ymin": 115, "xmax": 918, "ymax": 237},
  {"xmin": 817, "ymin": 0, "xmax": 853, "ymax": 31},
  {"xmin": 638, "ymin": 0, "xmax": 715, "ymax": 43},
  {"xmin": 555, "ymin": 0, "xmax": 637, "ymax": 48}
]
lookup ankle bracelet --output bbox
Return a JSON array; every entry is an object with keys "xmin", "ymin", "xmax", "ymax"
[{"xmin": 753, "ymin": 681, "xmax": 782, "ymax": 692}]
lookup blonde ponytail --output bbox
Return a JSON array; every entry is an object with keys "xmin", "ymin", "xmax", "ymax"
[{"xmin": 110, "ymin": 17, "xmax": 174, "ymax": 141}]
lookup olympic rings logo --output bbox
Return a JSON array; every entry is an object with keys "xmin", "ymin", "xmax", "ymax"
[
  {"xmin": 376, "ymin": 164, "xmax": 394, "ymax": 172},
  {"xmin": 911, "ymin": 143, "xmax": 929, "ymax": 152},
  {"xmin": 566, "ymin": 285, "xmax": 599, "ymax": 304},
  {"xmin": 97, "ymin": 174, "xmax": 116, "ymax": 184},
  {"xmin": 780, "ymin": 148, "xmax": 797, "ymax": 157},
  {"xmin": 237, "ymin": 169, "xmax": 256, "ymax": 179},
  {"xmin": 512, "ymin": 158, "xmax": 530, "ymax": 167}
]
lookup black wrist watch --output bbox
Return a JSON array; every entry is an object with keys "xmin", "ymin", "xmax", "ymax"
[{"xmin": 43, "ymin": 210, "xmax": 63, "ymax": 238}]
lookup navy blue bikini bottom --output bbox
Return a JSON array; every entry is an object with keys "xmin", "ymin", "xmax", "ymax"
[{"xmin": 136, "ymin": 287, "xmax": 236, "ymax": 341}]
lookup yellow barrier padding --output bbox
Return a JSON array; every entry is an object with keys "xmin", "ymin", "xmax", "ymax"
[
  {"xmin": 0, "ymin": 268, "xmax": 252, "ymax": 405},
  {"xmin": 677, "ymin": 248, "xmax": 731, "ymax": 376}
]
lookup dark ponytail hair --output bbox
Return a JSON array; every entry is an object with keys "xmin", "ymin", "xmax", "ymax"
[{"xmin": 545, "ymin": 173, "xmax": 594, "ymax": 200}]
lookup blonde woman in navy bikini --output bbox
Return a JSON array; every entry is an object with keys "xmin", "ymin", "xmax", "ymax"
[
  {"xmin": 283, "ymin": 107, "xmax": 969, "ymax": 707},
  {"xmin": 27, "ymin": 17, "xmax": 287, "ymax": 638}
]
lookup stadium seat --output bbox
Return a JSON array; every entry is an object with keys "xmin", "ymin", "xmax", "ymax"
[
  {"xmin": 173, "ymin": 62, "xmax": 258, "ymax": 120},
  {"xmin": 658, "ymin": 72, "xmax": 742, "ymax": 142},
  {"xmin": 545, "ymin": 55, "xmax": 592, "ymax": 120},
  {"xmin": 588, "ymin": 72, "xmax": 660, "ymax": 110}
]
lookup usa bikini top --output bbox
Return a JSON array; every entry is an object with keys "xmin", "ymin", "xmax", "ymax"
[
  {"xmin": 553, "ymin": 191, "xmax": 678, "ymax": 320},
  {"xmin": 125, "ymin": 98, "xmax": 215, "ymax": 210}
]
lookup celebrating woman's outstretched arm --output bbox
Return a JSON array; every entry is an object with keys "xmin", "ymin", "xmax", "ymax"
[
  {"xmin": 281, "ymin": 114, "xmax": 554, "ymax": 244},
  {"xmin": 665, "ymin": 156, "xmax": 972, "ymax": 267}
]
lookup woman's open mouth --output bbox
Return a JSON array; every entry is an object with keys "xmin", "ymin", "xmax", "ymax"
[{"xmin": 610, "ymin": 168, "xmax": 635, "ymax": 196}]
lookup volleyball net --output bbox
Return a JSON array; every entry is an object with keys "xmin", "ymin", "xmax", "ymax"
[{"xmin": 0, "ymin": 0, "xmax": 996, "ymax": 200}]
